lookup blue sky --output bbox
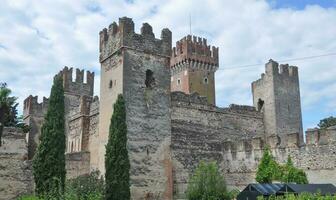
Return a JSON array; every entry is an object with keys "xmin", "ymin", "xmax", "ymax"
[
  {"xmin": 0, "ymin": 0, "xmax": 335, "ymax": 132},
  {"xmin": 269, "ymin": 0, "xmax": 336, "ymax": 9}
]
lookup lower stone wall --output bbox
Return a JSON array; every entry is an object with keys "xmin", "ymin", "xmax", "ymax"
[
  {"xmin": 0, "ymin": 127, "xmax": 33, "ymax": 200},
  {"xmin": 65, "ymin": 151, "xmax": 90, "ymax": 179},
  {"xmin": 172, "ymin": 126, "xmax": 336, "ymax": 199}
]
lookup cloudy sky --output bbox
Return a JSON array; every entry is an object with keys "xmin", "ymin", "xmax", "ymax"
[{"xmin": 0, "ymin": 0, "xmax": 335, "ymax": 131}]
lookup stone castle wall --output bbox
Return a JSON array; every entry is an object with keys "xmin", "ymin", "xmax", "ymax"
[
  {"xmin": 223, "ymin": 126, "xmax": 336, "ymax": 189},
  {"xmin": 171, "ymin": 92, "xmax": 265, "ymax": 199},
  {"xmin": 0, "ymin": 127, "xmax": 33, "ymax": 200}
]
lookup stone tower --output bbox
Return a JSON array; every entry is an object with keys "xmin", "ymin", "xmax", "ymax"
[
  {"xmin": 252, "ymin": 59, "xmax": 303, "ymax": 145},
  {"xmin": 98, "ymin": 17, "xmax": 173, "ymax": 199},
  {"xmin": 23, "ymin": 96, "xmax": 49, "ymax": 159},
  {"xmin": 170, "ymin": 35, "xmax": 218, "ymax": 105}
]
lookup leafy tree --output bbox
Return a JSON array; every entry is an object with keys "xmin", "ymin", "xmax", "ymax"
[
  {"xmin": 0, "ymin": 83, "xmax": 30, "ymax": 146},
  {"xmin": 105, "ymin": 94, "xmax": 130, "ymax": 200},
  {"xmin": 256, "ymin": 147, "xmax": 279, "ymax": 183},
  {"xmin": 32, "ymin": 76, "xmax": 66, "ymax": 197},
  {"xmin": 187, "ymin": 161, "xmax": 230, "ymax": 200},
  {"xmin": 318, "ymin": 116, "xmax": 336, "ymax": 129},
  {"xmin": 281, "ymin": 156, "xmax": 308, "ymax": 184}
]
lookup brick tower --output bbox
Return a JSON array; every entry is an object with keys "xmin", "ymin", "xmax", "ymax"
[{"xmin": 170, "ymin": 35, "xmax": 219, "ymax": 105}]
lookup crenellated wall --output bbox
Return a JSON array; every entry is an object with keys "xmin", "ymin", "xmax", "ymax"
[
  {"xmin": 0, "ymin": 127, "xmax": 33, "ymax": 200},
  {"xmin": 171, "ymin": 92, "xmax": 265, "ymax": 199}
]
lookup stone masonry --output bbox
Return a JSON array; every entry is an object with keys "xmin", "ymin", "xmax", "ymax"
[
  {"xmin": 0, "ymin": 127, "xmax": 33, "ymax": 200},
  {"xmin": 19, "ymin": 16, "xmax": 336, "ymax": 200}
]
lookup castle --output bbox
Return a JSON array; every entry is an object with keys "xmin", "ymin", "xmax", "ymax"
[{"xmin": 20, "ymin": 17, "xmax": 336, "ymax": 199}]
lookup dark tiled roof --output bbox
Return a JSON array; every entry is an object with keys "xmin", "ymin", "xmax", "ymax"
[
  {"xmin": 242, "ymin": 183, "xmax": 284, "ymax": 195},
  {"xmin": 279, "ymin": 184, "xmax": 336, "ymax": 195}
]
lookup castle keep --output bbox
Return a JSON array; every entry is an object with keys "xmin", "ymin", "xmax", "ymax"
[{"xmin": 21, "ymin": 17, "xmax": 336, "ymax": 200}]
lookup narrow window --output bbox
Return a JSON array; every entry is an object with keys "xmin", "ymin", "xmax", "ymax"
[
  {"xmin": 109, "ymin": 80, "xmax": 113, "ymax": 88},
  {"xmin": 258, "ymin": 98, "xmax": 264, "ymax": 111},
  {"xmin": 204, "ymin": 77, "xmax": 208, "ymax": 84},
  {"xmin": 145, "ymin": 69, "xmax": 155, "ymax": 88},
  {"xmin": 177, "ymin": 79, "xmax": 181, "ymax": 85}
]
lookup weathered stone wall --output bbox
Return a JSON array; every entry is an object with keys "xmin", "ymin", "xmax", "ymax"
[
  {"xmin": 99, "ymin": 17, "xmax": 173, "ymax": 199},
  {"xmin": 0, "ymin": 127, "xmax": 33, "ymax": 200},
  {"xmin": 252, "ymin": 60, "xmax": 304, "ymax": 144},
  {"xmin": 23, "ymin": 95, "xmax": 49, "ymax": 159},
  {"xmin": 223, "ymin": 127, "xmax": 336, "ymax": 189},
  {"xmin": 171, "ymin": 92, "xmax": 265, "ymax": 199},
  {"xmin": 65, "ymin": 152, "xmax": 90, "ymax": 179}
]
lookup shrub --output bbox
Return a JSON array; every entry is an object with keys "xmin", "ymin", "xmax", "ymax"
[{"xmin": 186, "ymin": 161, "xmax": 230, "ymax": 200}]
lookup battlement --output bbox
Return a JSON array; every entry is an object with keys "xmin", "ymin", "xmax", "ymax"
[
  {"xmin": 99, "ymin": 17, "xmax": 172, "ymax": 62},
  {"xmin": 252, "ymin": 59, "xmax": 299, "ymax": 87},
  {"xmin": 305, "ymin": 126, "xmax": 336, "ymax": 145},
  {"xmin": 23, "ymin": 95, "xmax": 49, "ymax": 118},
  {"xmin": 56, "ymin": 66, "xmax": 94, "ymax": 96},
  {"xmin": 171, "ymin": 91, "xmax": 262, "ymax": 118},
  {"xmin": 170, "ymin": 35, "xmax": 219, "ymax": 72}
]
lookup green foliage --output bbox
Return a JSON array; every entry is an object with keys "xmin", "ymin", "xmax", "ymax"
[
  {"xmin": 186, "ymin": 161, "xmax": 230, "ymax": 200},
  {"xmin": 65, "ymin": 171, "xmax": 104, "ymax": 200},
  {"xmin": 256, "ymin": 149, "xmax": 308, "ymax": 184},
  {"xmin": 281, "ymin": 156, "xmax": 308, "ymax": 184},
  {"xmin": 318, "ymin": 116, "xmax": 336, "ymax": 129},
  {"xmin": 0, "ymin": 83, "xmax": 30, "ymax": 146},
  {"xmin": 32, "ymin": 76, "xmax": 66, "ymax": 197},
  {"xmin": 0, "ymin": 83, "xmax": 19, "ymax": 126},
  {"xmin": 256, "ymin": 147, "xmax": 278, "ymax": 183},
  {"xmin": 18, "ymin": 171, "xmax": 104, "ymax": 200},
  {"xmin": 105, "ymin": 94, "xmax": 130, "ymax": 200},
  {"xmin": 257, "ymin": 193, "xmax": 336, "ymax": 200}
]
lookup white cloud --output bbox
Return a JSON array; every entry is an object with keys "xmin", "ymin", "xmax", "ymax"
[{"xmin": 0, "ymin": 0, "xmax": 335, "ymax": 130}]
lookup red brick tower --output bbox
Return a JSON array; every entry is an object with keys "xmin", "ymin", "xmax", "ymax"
[{"xmin": 170, "ymin": 35, "xmax": 219, "ymax": 105}]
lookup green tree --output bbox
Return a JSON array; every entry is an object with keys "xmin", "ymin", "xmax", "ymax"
[
  {"xmin": 105, "ymin": 94, "xmax": 130, "ymax": 200},
  {"xmin": 0, "ymin": 83, "xmax": 18, "ymax": 146},
  {"xmin": 318, "ymin": 116, "xmax": 336, "ymax": 129},
  {"xmin": 256, "ymin": 147, "xmax": 279, "ymax": 183},
  {"xmin": 187, "ymin": 161, "xmax": 230, "ymax": 200},
  {"xmin": 281, "ymin": 156, "xmax": 308, "ymax": 184},
  {"xmin": 32, "ymin": 76, "xmax": 66, "ymax": 197}
]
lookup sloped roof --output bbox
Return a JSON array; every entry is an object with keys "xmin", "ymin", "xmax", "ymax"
[
  {"xmin": 278, "ymin": 184, "xmax": 336, "ymax": 195},
  {"xmin": 242, "ymin": 183, "xmax": 284, "ymax": 195}
]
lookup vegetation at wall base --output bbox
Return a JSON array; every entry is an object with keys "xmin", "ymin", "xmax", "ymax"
[
  {"xmin": 18, "ymin": 171, "xmax": 105, "ymax": 200},
  {"xmin": 186, "ymin": 161, "xmax": 231, "ymax": 200},
  {"xmin": 256, "ymin": 147, "xmax": 308, "ymax": 184},
  {"xmin": 32, "ymin": 76, "xmax": 66, "ymax": 197},
  {"xmin": 105, "ymin": 94, "xmax": 130, "ymax": 200}
]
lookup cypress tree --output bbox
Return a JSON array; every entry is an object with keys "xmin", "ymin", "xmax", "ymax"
[
  {"xmin": 32, "ymin": 76, "xmax": 66, "ymax": 196},
  {"xmin": 105, "ymin": 94, "xmax": 130, "ymax": 200}
]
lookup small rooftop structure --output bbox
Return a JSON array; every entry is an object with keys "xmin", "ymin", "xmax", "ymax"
[
  {"xmin": 278, "ymin": 184, "xmax": 336, "ymax": 196},
  {"xmin": 237, "ymin": 184, "xmax": 336, "ymax": 200},
  {"xmin": 237, "ymin": 183, "xmax": 284, "ymax": 200}
]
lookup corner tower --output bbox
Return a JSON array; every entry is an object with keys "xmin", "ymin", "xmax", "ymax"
[
  {"xmin": 170, "ymin": 35, "xmax": 218, "ymax": 105},
  {"xmin": 98, "ymin": 17, "xmax": 172, "ymax": 199},
  {"xmin": 252, "ymin": 59, "xmax": 303, "ymax": 145}
]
